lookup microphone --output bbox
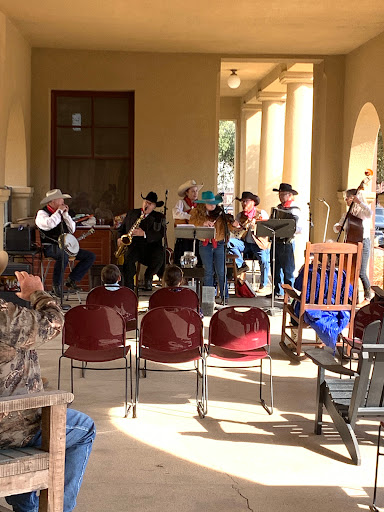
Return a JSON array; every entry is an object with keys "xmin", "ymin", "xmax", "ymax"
[{"xmin": 317, "ymin": 198, "xmax": 325, "ymax": 203}]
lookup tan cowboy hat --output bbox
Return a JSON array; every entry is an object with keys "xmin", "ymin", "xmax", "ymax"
[
  {"xmin": 40, "ymin": 189, "xmax": 72, "ymax": 205},
  {"xmin": 0, "ymin": 251, "xmax": 9, "ymax": 276},
  {"xmin": 177, "ymin": 180, "xmax": 204, "ymax": 197}
]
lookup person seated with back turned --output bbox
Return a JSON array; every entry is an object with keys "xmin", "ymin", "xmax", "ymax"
[
  {"xmin": 162, "ymin": 264, "xmax": 185, "ymax": 287},
  {"xmin": 101, "ymin": 263, "xmax": 122, "ymax": 291},
  {"xmin": 117, "ymin": 192, "xmax": 165, "ymax": 291},
  {"xmin": 35, "ymin": 189, "xmax": 96, "ymax": 297},
  {"xmin": 0, "ymin": 250, "xmax": 95, "ymax": 512}
]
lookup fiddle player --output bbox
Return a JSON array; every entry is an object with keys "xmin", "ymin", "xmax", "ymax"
[
  {"xmin": 190, "ymin": 190, "xmax": 236, "ymax": 302},
  {"xmin": 228, "ymin": 191, "xmax": 270, "ymax": 289},
  {"xmin": 117, "ymin": 191, "xmax": 165, "ymax": 291},
  {"xmin": 333, "ymin": 188, "xmax": 372, "ymax": 305},
  {"xmin": 172, "ymin": 179, "xmax": 203, "ymax": 265},
  {"xmin": 269, "ymin": 183, "xmax": 302, "ymax": 299},
  {"xmin": 35, "ymin": 189, "xmax": 96, "ymax": 297}
]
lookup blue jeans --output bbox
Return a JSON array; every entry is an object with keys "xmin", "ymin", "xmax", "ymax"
[
  {"xmin": 6, "ymin": 409, "xmax": 96, "ymax": 512},
  {"xmin": 360, "ymin": 238, "xmax": 371, "ymax": 299},
  {"xmin": 244, "ymin": 242, "xmax": 270, "ymax": 288},
  {"xmin": 199, "ymin": 240, "xmax": 228, "ymax": 299},
  {"xmin": 227, "ymin": 238, "xmax": 245, "ymax": 267},
  {"xmin": 273, "ymin": 240, "xmax": 295, "ymax": 296},
  {"xmin": 44, "ymin": 244, "xmax": 96, "ymax": 287}
]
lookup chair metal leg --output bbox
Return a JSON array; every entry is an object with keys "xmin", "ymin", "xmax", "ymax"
[
  {"xmin": 259, "ymin": 357, "xmax": 273, "ymax": 415},
  {"xmin": 70, "ymin": 360, "xmax": 74, "ymax": 393},
  {"xmin": 124, "ymin": 355, "xmax": 129, "ymax": 418},
  {"xmin": 315, "ymin": 367, "xmax": 325, "ymax": 434},
  {"xmin": 81, "ymin": 361, "xmax": 87, "ymax": 378},
  {"xmin": 196, "ymin": 356, "xmax": 208, "ymax": 418},
  {"xmin": 134, "ymin": 352, "xmax": 140, "ymax": 418},
  {"xmin": 58, "ymin": 355, "xmax": 63, "ymax": 389}
]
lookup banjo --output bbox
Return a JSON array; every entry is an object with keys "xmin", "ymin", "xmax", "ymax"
[{"xmin": 58, "ymin": 228, "xmax": 95, "ymax": 257}]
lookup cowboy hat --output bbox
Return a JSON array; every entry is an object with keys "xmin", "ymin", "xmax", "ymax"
[
  {"xmin": 0, "ymin": 251, "xmax": 9, "ymax": 276},
  {"xmin": 140, "ymin": 192, "xmax": 164, "ymax": 207},
  {"xmin": 40, "ymin": 189, "xmax": 72, "ymax": 205},
  {"xmin": 196, "ymin": 191, "xmax": 222, "ymax": 205},
  {"xmin": 235, "ymin": 191, "xmax": 260, "ymax": 205},
  {"xmin": 177, "ymin": 179, "xmax": 204, "ymax": 197},
  {"xmin": 272, "ymin": 183, "xmax": 298, "ymax": 195}
]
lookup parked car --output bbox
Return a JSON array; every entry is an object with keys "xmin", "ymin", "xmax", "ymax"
[
  {"xmin": 375, "ymin": 206, "xmax": 384, "ymax": 230},
  {"xmin": 375, "ymin": 230, "xmax": 384, "ymax": 247}
]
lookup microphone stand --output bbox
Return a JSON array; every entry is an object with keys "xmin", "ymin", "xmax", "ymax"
[
  {"xmin": 162, "ymin": 190, "xmax": 169, "ymax": 270},
  {"xmin": 219, "ymin": 204, "xmax": 230, "ymax": 306},
  {"xmin": 59, "ymin": 212, "xmax": 71, "ymax": 311},
  {"xmin": 317, "ymin": 198, "xmax": 330, "ymax": 242},
  {"xmin": 307, "ymin": 202, "xmax": 314, "ymax": 242}
]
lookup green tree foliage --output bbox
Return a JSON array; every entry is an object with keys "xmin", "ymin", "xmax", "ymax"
[
  {"xmin": 218, "ymin": 120, "xmax": 235, "ymax": 191},
  {"xmin": 378, "ymin": 128, "xmax": 384, "ymax": 186}
]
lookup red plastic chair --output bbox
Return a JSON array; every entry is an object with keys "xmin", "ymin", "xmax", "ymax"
[
  {"xmin": 208, "ymin": 306, "xmax": 273, "ymax": 414},
  {"xmin": 136, "ymin": 306, "xmax": 207, "ymax": 418},
  {"xmin": 148, "ymin": 287, "xmax": 199, "ymax": 311},
  {"xmin": 339, "ymin": 302, "xmax": 384, "ymax": 362},
  {"xmin": 58, "ymin": 304, "xmax": 132, "ymax": 417},
  {"xmin": 86, "ymin": 285, "xmax": 138, "ymax": 334}
]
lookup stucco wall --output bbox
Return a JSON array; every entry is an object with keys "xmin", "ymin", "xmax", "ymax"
[{"xmin": 31, "ymin": 49, "xmax": 221, "ymax": 240}]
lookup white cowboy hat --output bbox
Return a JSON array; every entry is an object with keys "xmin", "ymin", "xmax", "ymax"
[
  {"xmin": 177, "ymin": 180, "xmax": 204, "ymax": 198},
  {"xmin": 40, "ymin": 189, "xmax": 72, "ymax": 205},
  {"xmin": 0, "ymin": 251, "xmax": 9, "ymax": 276}
]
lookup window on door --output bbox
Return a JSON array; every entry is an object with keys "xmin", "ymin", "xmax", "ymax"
[{"xmin": 51, "ymin": 91, "xmax": 134, "ymax": 222}]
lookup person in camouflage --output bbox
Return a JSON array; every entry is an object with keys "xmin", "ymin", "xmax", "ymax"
[{"xmin": 0, "ymin": 251, "xmax": 96, "ymax": 512}]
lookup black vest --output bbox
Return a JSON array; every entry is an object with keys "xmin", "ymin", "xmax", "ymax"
[{"xmin": 39, "ymin": 206, "xmax": 69, "ymax": 243}]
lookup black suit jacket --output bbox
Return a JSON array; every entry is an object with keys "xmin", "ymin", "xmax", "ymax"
[{"xmin": 117, "ymin": 208, "xmax": 164, "ymax": 247}]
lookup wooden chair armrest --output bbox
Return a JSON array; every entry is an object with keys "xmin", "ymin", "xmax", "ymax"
[
  {"xmin": 282, "ymin": 284, "xmax": 300, "ymax": 301},
  {"xmin": 305, "ymin": 348, "xmax": 356, "ymax": 376},
  {"xmin": 0, "ymin": 391, "xmax": 74, "ymax": 414}
]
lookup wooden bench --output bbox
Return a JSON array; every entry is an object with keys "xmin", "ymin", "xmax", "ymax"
[
  {"xmin": 305, "ymin": 320, "xmax": 384, "ymax": 465},
  {"xmin": 0, "ymin": 391, "xmax": 74, "ymax": 511}
]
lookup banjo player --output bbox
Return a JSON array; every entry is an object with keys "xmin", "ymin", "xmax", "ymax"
[{"xmin": 36, "ymin": 189, "xmax": 96, "ymax": 297}]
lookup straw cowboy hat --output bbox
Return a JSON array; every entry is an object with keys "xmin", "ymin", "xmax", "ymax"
[
  {"xmin": 272, "ymin": 183, "xmax": 298, "ymax": 195},
  {"xmin": 177, "ymin": 180, "xmax": 204, "ymax": 197},
  {"xmin": 0, "ymin": 251, "xmax": 9, "ymax": 276},
  {"xmin": 40, "ymin": 189, "xmax": 72, "ymax": 205}
]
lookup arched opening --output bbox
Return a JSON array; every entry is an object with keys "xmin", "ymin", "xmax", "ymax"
[
  {"xmin": 5, "ymin": 101, "xmax": 27, "ymax": 186},
  {"xmin": 347, "ymin": 102, "xmax": 382, "ymax": 290}
]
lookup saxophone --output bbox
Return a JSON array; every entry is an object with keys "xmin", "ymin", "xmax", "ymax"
[{"xmin": 115, "ymin": 211, "xmax": 146, "ymax": 259}]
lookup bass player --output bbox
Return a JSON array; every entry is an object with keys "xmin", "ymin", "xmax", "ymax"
[
  {"xmin": 228, "ymin": 191, "xmax": 270, "ymax": 290},
  {"xmin": 333, "ymin": 188, "xmax": 372, "ymax": 305},
  {"xmin": 117, "ymin": 191, "xmax": 165, "ymax": 291},
  {"xmin": 35, "ymin": 189, "xmax": 96, "ymax": 297}
]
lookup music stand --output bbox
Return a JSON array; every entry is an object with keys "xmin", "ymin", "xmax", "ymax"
[
  {"xmin": 174, "ymin": 225, "xmax": 215, "ymax": 254},
  {"xmin": 256, "ymin": 219, "xmax": 296, "ymax": 316}
]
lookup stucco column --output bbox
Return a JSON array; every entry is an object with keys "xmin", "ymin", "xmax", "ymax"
[
  {"xmin": 239, "ymin": 104, "xmax": 262, "ymax": 200},
  {"xmin": 279, "ymin": 71, "xmax": 313, "ymax": 268},
  {"xmin": 257, "ymin": 92, "xmax": 286, "ymax": 214},
  {"xmin": 11, "ymin": 186, "xmax": 34, "ymax": 221}
]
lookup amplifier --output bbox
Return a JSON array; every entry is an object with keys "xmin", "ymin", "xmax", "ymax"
[{"xmin": 5, "ymin": 226, "xmax": 36, "ymax": 251}]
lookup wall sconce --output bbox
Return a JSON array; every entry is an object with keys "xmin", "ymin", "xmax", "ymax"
[{"xmin": 227, "ymin": 69, "xmax": 241, "ymax": 89}]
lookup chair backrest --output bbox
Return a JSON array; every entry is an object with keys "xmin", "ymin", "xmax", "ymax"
[
  {"xmin": 298, "ymin": 242, "xmax": 362, "ymax": 335},
  {"xmin": 148, "ymin": 287, "xmax": 199, "ymax": 311},
  {"xmin": 139, "ymin": 306, "xmax": 203, "ymax": 361},
  {"xmin": 63, "ymin": 304, "xmax": 126, "ymax": 351},
  {"xmin": 352, "ymin": 302, "xmax": 384, "ymax": 341},
  {"xmin": 86, "ymin": 285, "xmax": 138, "ymax": 330},
  {"xmin": 209, "ymin": 306, "xmax": 270, "ymax": 351}
]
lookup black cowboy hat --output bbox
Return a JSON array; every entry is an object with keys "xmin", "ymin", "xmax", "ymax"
[
  {"xmin": 141, "ymin": 191, "xmax": 164, "ymax": 207},
  {"xmin": 272, "ymin": 183, "xmax": 298, "ymax": 195},
  {"xmin": 235, "ymin": 191, "xmax": 260, "ymax": 206}
]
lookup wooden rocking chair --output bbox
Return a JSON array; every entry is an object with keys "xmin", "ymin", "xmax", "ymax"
[{"xmin": 280, "ymin": 241, "xmax": 362, "ymax": 361}]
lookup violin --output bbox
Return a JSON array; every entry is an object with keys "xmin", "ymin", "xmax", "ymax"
[{"xmin": 336, "ymin": 168, "xmax": 373, "ymax": 243}]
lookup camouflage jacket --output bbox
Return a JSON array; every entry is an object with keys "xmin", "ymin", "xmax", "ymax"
[{"xmin": 0, "ymin": 291, "xmax": 64, "ymax": 448}]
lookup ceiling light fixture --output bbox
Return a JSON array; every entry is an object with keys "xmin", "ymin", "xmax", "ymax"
[{"xmin": 227, "ymin": 69, "xmax": 241, "ymax": 89}]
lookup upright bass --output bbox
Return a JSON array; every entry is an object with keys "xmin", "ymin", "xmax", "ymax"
[{"xmin": 336, "ymin": 168, "xmax": 373, "ymax": 243}]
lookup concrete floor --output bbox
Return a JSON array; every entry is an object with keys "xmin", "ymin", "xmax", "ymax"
[{"xmin": 2, "ymin": 287, "xmax": 382, "ymax": 511}]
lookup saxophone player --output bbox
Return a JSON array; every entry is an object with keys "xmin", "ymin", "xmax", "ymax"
[{"xmin": 117, "ymin": 191, "xmax": 165, "ymax": 291}]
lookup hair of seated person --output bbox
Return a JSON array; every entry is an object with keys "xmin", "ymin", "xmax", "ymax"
[
  {"xmin": 162, "ymin": 264, "xmax": 184, "ymax": 287},
  {"xmin": 101, "ymin": 264, "xmax": 121, "ymax": 285}
]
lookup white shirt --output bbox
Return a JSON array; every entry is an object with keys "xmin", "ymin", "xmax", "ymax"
[
  {"xmin": 172, "ymin": 199, "xmax": 194, "ymax": 221},
  {"xmin": 333, "ymin": 200, "xmax": 372, "ymax": 239},
  {"xmin": 35, "ymin": 208, "xmax": 76, "ymax": 234}
]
